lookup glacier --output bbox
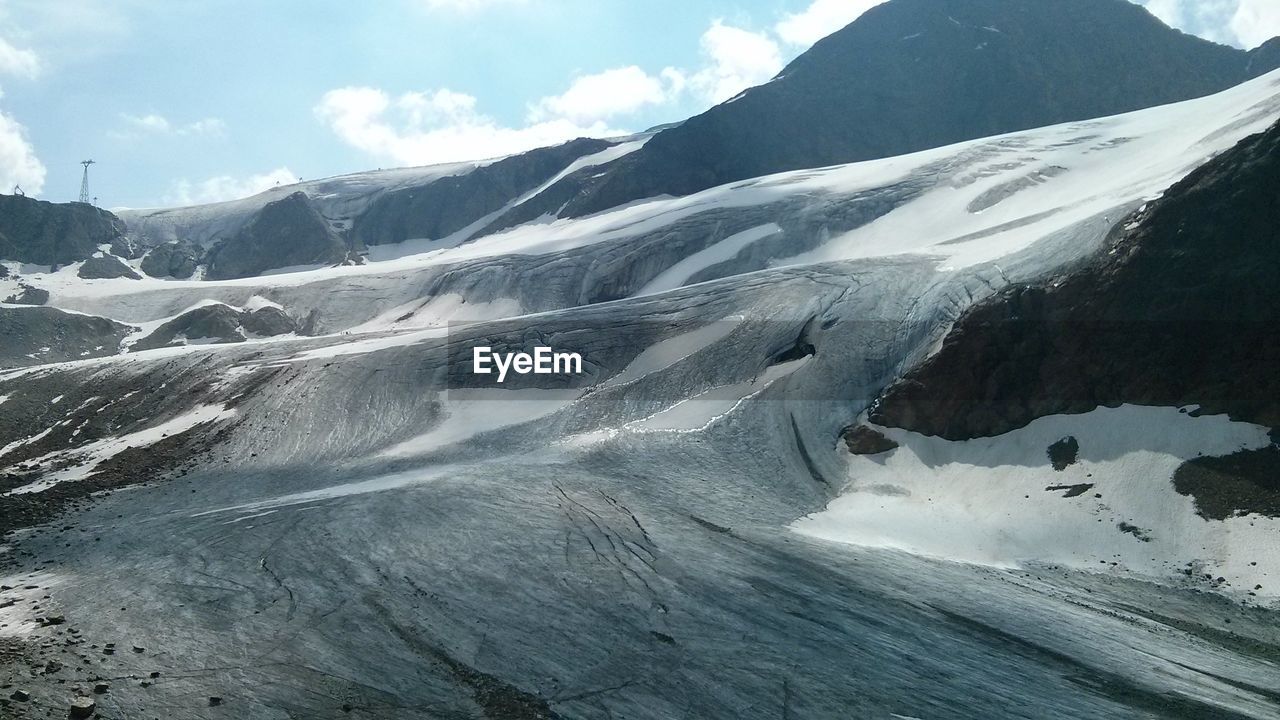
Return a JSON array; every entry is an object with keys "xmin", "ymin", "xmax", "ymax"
[{"xmin": 1, "ymin": 70, "xmax": 1280, "ymax": 719}]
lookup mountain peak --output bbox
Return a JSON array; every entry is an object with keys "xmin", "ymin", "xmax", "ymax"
[{"xmin": 559, "ymin": 0, "xmax": 1277, "ymax": 219}]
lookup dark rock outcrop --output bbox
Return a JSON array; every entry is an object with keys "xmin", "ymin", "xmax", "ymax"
[
  {"xmin": 77, "ymin": 254, "xmax": 142, "ymax": 280},
  {"xmin": 1174, "ymin": 447, "xmax": 1280, "ymax": 519},
  {"xmin": 1047, "ymin": 436, "xmax": 1080, "ymax": 471},
  {"xmin": 1046, "ymin": 483, "xmax": 1094, "ymax": 498},
  {"xmin": 1249, "ymin": 38, "xmax": 1280, "ymax": 78},
  {"xmin": 205, "ymin": 192, "xmax": 348, "ymax": 280},
  {"xmin": 3, "ymin": 284, "xmax": 49, "ymax": 306},
  {"xmin": 0, "ymin": 307, "xmax": 131, "ymax": 368},
  {"xmin": 558, "ymin": 0, "xmax": 1280, "ymax": 219},
  {"xmin": 69, "ymin": 697, "xmax": 96, "ymax": 718},
  {"xmin": 352, "ymin": 137, "xmax": 613, "ymax": 247},
  {"xmin": 241, "ymin": 306, "xmax": 296, "ymax": 336},
  {"xmin": 133, "ymin": 303, "xmax": 297, "ymax": 351},
  {"xmin": 869, "ymin": 118, "xmax": 1280, "ymax": 439},
  {"xmin": 840, "ymin": 425, "xmax": 899, "ymax": 455},
  {"xmin": 140, "ymin": 240, "xmax": 201, "ymax": 279},
  {"xmin": 0, "ymin": 195, "xmax": 129, "ymax": 266}
]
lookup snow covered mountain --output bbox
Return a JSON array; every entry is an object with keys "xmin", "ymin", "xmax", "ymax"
[
  {"xmin": 2, "ymin": 4, "xmax": 1280, "ymax": 719},
  {"xmin": 558, "ymin": 0, "xmax": 1280, "ymax": 217},
  {"xmin": 7, "ymin": 1, "xmax": 1277, "ymax": 287}
]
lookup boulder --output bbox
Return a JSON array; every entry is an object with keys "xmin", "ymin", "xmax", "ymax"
[
  {"xmin": 1047, "ymin": 436, "xmax": 1080, "ymax": 471},
  {"xmin": 78, "ymin": 254, "xmax": 142, "ymax": 280},
  {"xmin": 140, "ymin": 240, "xmax": 201, "ymax": 279},
  {"xmin": 241, "ymin": 306, "xmax": 297, "ymax": 337},
  {"xmin": 840, "ymin": 425, "xmax": 899, "ymax": 455},
  {"xmin": 69, "ymin": 697, "xmax": 96, "ymax": 718}
]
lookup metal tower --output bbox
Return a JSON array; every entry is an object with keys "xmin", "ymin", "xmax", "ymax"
[{"xmin": 78, "ymin": 160, "xmax": 96, "ymax": 204}]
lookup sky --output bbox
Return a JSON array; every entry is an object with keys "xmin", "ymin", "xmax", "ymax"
[{"xmin": 0, "ymin": 0, "xmax": 1276, "ymax": 210}]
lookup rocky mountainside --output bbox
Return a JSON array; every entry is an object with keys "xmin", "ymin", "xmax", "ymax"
[
  {"xmin": 350, "ymin": 137, "xmax": 614, "ymax": 247},
  {"xmin": 203, "ymin": 192, "xmax": 351, "ymax": 280},
  {"xmin": 3, "ymin": 9, "xmax": 1280, "ymax": 719},
  {"xmin": 116, "ymin": 137, "xmax": 631, "ymax": 279},
  {"xmin": 1252, "ymin": 37, "xmax": 1280, "ymax": 76},
  {"xmin": 559, "ymin": 0, "xmax": 1280, "ymax": 217},
  {"xmin": 870, "ymin": 118, "xmax": 1280, "ymax": 440},
  {"xmin": 0, "ymin": 306, "xmax": 132, "ymax": 367},
  {"xmin": 13, "ymin": 0, "xmax": 1275, "ymax": 283},
  {"xmin": 0, "ymin": 195, "xmax": 132, "ymax": 267}
]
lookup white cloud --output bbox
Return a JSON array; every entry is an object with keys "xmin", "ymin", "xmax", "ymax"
[
  {"xmin": 1139, "ymin": 0, "xmax": 1248, "ymax": 46},
  {"xmin": 317, "ymin": 15, "xmax": 790, "ymax": 166},
  {"xmin": 0, "ymin": 104, "xmax": 45, "ymax": 195},
  {"xmin": 417, "ymin": 0, "xmax": 525, "ymax": 10},
  {"xmin": 1232, "ymin": 0, "xmax": 1280, "ymax": 49},
  {"xmin": 0, "ymin": 33, "xmax": 44, "ymax": 195},
  {"xmin": 529, "ymin": 66, "xmax": 680, "ymax": 124},
  {"xmin": 117, "ymin": 113, "xmax": 226, "ymax": 138},
  {"xmin": 0, "ymin": 36, "xmax": 40, "ymax": 78},
  {"xmin": 315, "ymin": 85, "xmax": 627, "ymax": 166},
  {"xmin": 776, "ymin": 0, "xmax": 886, "ymax": 46},
  {"xmin": 165, "ymin": 167, "xmax": 296, "ymax": 206},
  {"xmin": 122, "ymin": 113, "xmax": 171, "ymax": 133},
  {"xmin": 689, "ymin": 21, "xmax": 784, "ymax": 104},
  {"xmin": 1142, "ymin": 0, "xmax": 1184, "ymax": 27},
  {"xmin": 184, "ymin": 117, "xmax": 227, "ymax": 136}
]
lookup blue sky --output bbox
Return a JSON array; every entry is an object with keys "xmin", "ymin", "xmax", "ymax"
[{"xmin": 0, "ymin": 0, "xmax": 1275, "ymax": 209}]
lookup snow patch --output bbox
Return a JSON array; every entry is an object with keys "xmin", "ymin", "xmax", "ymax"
[
  {"xmin": 345, "ymin": 293, "xmax": 523, "ymax": 334},
  {"xmin": 626, "ymin": 358, "xmax": 809, "ymax": 433},
  {"xmin": 6, "ymin": 405, "xmax": 238, "ymax": 494},
  {"xmin": 602, "ymin": 317, "xmax": 745, "ymax": 389},
  {"xmin": 638, "ymin": 224, "xmax": 782, "ymax": 296},
  {"xmin": 378, "ymin": 389, "xmax": 580, "ymax": 458},
  {"xmin": 794, "ymin": 406, "xmax": 1278, "ymax": 599}
]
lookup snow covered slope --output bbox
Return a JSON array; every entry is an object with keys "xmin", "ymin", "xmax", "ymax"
[
  {"xmin": 0, "ymin": 71, "xmax": 1279, "ymax": 720},
  {"xmin": 117, "ymin": 161, "xmax": 486, "ymax": 247},
  {"xmin": 13, "ymin": 69, "xmax": 1280, "ymax": 336},
  {"xmin": 797, "ymin": 406, "xmax": 1279, "ymax": 597}
]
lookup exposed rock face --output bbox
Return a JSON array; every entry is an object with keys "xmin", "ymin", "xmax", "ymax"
[
  {"xmin": 1250, "ymin": 38, "xmax": 1280, "ymax": 78},
  {"xmin": 69, "ymin": 697, "xmax": 96, "ymax": 718},
  {"xmin": 0, "ymin": 307, "xmax": 132, "ymax": 368},
  {"xmin": 241, "ymin": 306, "xmax": 296, "ymax": 337},
  {"xmin": 205, "ymin": 192, "xmax": 348, "ymax": 280},
  {"xmin": 78, "ymin": 254, "xmax": 142, "ymax": 280},
  {"xmin": 559, "ymin": 0, "xmax": 1280, "ymax": 218},
  {"xmin": 352, "ymin": 137, "xmax": 613, "ymax": 247},
  {"xmin": 840, "ymin": 425, "xmax": 899, "ymax": 455},
  {"xmin": 1174, "ymin": 447, "xmax": 1280, "ymax": 520},
  {"xmin": 870, "ymin": 119, "xmax": 1280, "ymax": 439},
  {"xmin": 133, "ymin": 304, "xmax": 297, "ymax": 351},
  {"xmin": 3, "ymin": 284, "xmax": 49, "ymax": 306},
  {"xmin": 140, "ymin": 240, "xmax": 201, "ymax": 279},
  {"xmin": 0, "ymin": 195, "xmax": 130, "ymax": 266},
  {"xmin": 1047, "ymin": 436, "xmax": 1080, "ymax": 471}
]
